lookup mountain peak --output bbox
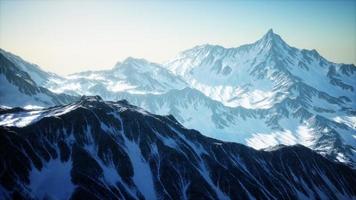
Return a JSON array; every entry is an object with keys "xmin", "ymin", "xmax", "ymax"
[
  {"xmin": 256, "ymin": 29, "xmax": 288, "ymax": 50},
  {"xmin": 123, "ymin": 57, "xmax": 147, "ymax": 64},
  {"xmin": 266, "ymin": 28, "xmax": 274, "ymax": 36},
  {"xmin": 114, "ymin": 57, "xmax": 148, "ymax": 69},
  {"xmin": 260, "ymin": 29, "xmax": 280, "ymax": 42}
]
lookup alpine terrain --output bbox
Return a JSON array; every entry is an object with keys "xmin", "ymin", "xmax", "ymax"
[{"xmin": 1, "ymin": 30, "xmax": 355, "ymax": 167}]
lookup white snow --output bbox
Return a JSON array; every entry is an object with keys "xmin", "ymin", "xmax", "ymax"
[
  {"xmin": 0, "ymin": 110, "xmax": 45, "ymax": 127},
  {"xmin": 333, "ymin": 116, "xmax": 356, "ymax": 129},
  {"xmin": 24, "ymin": 105, "xmax": 44, "ymax": 110},
  {"xmin": 246, "ymin": 130, "xmax": 297, "ymax": 149},
  {"xmin": 297, "ymin": 124, "xmax": 316, "ymax": 147},
  {"xmin": 123, "ymin": 136, "xmax": 157, "ymax": 199},
  {"xmin": 108, "ymin": 81, "xmax": 136, "ymax": 92},
  {"xmin": 53, "ymin": 104, "xmax": 78, "ymax": 116},
  {"xmin": 0, "ymin": 104, "xmax": 81, "ymax": 127}
]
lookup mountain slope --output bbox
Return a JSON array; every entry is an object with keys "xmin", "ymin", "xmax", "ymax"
[
  {"xmin": 0, "ymin": 96, "xmax": 355, "ymax": 200},
  {"xmin": 0, "ymin": 49, "xmax": 61, "ymax": 86},
  {"xmin": 0, "ymin": 51, "xmax": 77, "ymax": 107}
]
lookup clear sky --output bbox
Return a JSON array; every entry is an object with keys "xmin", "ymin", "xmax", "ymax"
[{"xmin": 0, "ymin": 0, "xmax": 355, "ymax": 75}]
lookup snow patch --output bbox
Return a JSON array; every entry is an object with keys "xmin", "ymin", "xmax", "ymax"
[{"xmin": 123, "ymin": 135, "xmax": 157, "ymax": 199}]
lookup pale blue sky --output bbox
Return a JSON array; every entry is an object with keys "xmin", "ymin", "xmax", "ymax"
[{"xmin": 0, "ymin": 0, "xmax": 355, "ymax": 75}]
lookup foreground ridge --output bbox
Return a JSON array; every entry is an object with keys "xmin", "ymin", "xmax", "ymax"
[{"xmin": 0, "ymin": 97, "xmax": 355, "ymax": 200}]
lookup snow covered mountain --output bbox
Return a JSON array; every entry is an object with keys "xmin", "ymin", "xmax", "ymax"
[
  {"xmin": 0, "ymin": 29, "xmax": 355, "ymax": 167},
  {"xmin": 0, "ymin": 49, "xmax": 77, "ymax": 108},
  {"xmin": 165, "ymin": 29, "xmax": 355, "ymax": 109},
  {"xmin": 45, "ymin": 57, "xmax": 187, "ymax": 96},
  {"xmin": 1, "ymin": 96, "xmax": 355, "ymax": 200},
  {"xmin": 154, "ymin": 29, "xmax": 356, "ymax": 165},
  {"xmin": 75, "ymin": 30, "xmax": 354, "ymax": 166}
]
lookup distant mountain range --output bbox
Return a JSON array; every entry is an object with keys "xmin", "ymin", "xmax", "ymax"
[
  {"xmin": 0, "ymin": 29, "xmax": 355, "ymax": 167},
  {"xmin": 0, "ymin": 96, "xmax": 355, "ymax": 199}
]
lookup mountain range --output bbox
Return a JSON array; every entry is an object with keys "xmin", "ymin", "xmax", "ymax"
[{"xmin": 0, "ymin": 29, "xmax": 355, "ymax": 168}]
